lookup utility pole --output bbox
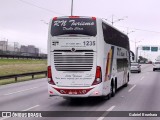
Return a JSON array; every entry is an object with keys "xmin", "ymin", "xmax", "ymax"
[
  {"xmin": 127, "ymin": 27, "xmax": 134, "ymax": 35},
  {"xmin": 134, "ymin": 40, "xmax": 141, "ymax": 62},
  {"xmin": 6, "ymin": 39, "xmax": 8, "ymax": 52},
  {"xmin": 130, "ymin": 39, "xmax": 141, "ymax": 62},
  {"xmin": 111, "ymin": 15, "xmax": 114, "ymax": 25},
  {"xmin": 110, "ymin": 15, "xmax": 127, "ymax": 26},
  {"xmin": 71, "ymin": 0, "xmax": 73, "ymax": 16}
]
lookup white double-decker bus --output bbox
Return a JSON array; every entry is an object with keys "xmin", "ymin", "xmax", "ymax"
[{"xmin": 47, "ymin": 16, "xmax": 130, "ymax": 99}]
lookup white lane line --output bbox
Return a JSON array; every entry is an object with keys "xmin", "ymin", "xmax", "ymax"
[
  {"xmin": 22, "ymin": 105, "xmax": 40, "ymax": 111},
  {"xmin": 140, "ymin": 76, "xmax": 144, "ymax": 81},
  {"xmin": 128, "ymin": 84, "xmax": 136, "ymax": 92},
  {"xmin": 97, "ymin": 106, "xmax": 115, "ymax": 120},
  {"xmin": 3, "ymin": 87, "xmax": 39, "ymax": 96},
  {"xmin": 107, "ymin": 106, "xmax": 115, "ymax": 111},
  {"xmin": 0, "ymin": 105, "xmax": 40, "ymax": 120}
]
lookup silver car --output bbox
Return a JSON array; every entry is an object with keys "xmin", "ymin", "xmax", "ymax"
[
  {"xmin": 130, "ymin": 63, "xmax": 141, "ymax": 73},
  {"xmin": 153, "ymin": 62, "xmax": 160, "ymax": 71}
]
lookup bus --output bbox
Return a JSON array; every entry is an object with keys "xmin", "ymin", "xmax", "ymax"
[{"xmin": 47, "ymin": 16, "xmax": 130, "ymax": 99}]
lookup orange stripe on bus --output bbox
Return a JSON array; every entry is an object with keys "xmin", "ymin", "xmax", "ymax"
[{"xmin": 105, "ymin": 49, "xmax": 112, "ymax": 81}]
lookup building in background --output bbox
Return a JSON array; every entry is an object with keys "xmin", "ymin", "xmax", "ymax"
[
  {"xmin": 0, "ymin": 40, "xmax": 43, "ymax": 57},
  {"xmin": 0, "ymin": 41, "xmax": 7, "ymax": 51},
  {"xmin": 27, "ymin": 45, "xmax": 39, "ymax": 56},
  {"xmin": 35, "ymin": 48, "xmax": 39, "ymax": 56},
  {"xmin": 20, "ymin": 45, "xmax": 28, "ymax": 56},
  {"xmin": 28, "ymin": 45, "xmax": 36, "ymax": 55},
  {"xmin": 20, "ymin": 45, "xmax": 39, "ymax": 56},
  {"xmin": 137, "ymin": 45, "xmax": 160, "ymax": 62}
]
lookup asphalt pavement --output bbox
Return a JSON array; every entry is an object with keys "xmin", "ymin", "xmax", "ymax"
[{"xmin": 0, "ymin": 64, "xmax": 160, "ymax": 120}]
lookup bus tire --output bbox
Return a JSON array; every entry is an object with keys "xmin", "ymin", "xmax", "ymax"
[
  {"xmin": 102, "ymin": 94, "xmax": 111, "ymax": 100},
  {"xmin": 111, "ymin": 80, "xmax": 116, "ymax": 97},
  {"xmin": 115, "ymin": 78, "xmax": 117, "ymax": 92},
  {"xmin": 124, "ymin": 74, "xmax": 129, "ymax": 87},
  {"xmin": 107, "ymin": 93, "xmax": 111, "ymax": 99}
]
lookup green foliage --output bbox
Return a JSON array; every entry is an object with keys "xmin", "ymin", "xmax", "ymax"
[{"xmin": 138, "ymin": 56, "xmax": 148, "ymax": 63}]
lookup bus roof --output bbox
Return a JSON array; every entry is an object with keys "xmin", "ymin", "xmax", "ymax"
[
  {"xmin": 102, "ymin": 19, "xmax": 128, "ymax": 37},
  {"xmin": 52, "ymin": 16, "xmax": 97, "ymax": 20}
]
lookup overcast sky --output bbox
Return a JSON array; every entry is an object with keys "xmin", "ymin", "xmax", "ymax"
[{"xmin": 0, "ymin": 0, "xmax": 160, "ymax": 54}]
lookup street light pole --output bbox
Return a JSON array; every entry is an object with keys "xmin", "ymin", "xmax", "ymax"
[
  {"xmin": 135, "ymin": 40, "xmax": 141, "ymax": 62},
  {"xmin": 111, "ymin": 15, "xmax": 114, "ymax": 25},
  {"xmin": 105, "ymin": 15, "xmax": 127, "ymax": 26},
  {"xmin": 112, "ymin": 15, "xmax": 127, "ymax": 26},
  {"xmin": 129, "ymin": 39, "xmax": 141, "ymax": 62},
  {"xmin": 71, "ymin": 0, "xmax": 73, "ymax": 16},
  {"xmin": 127, "ymin": 27, "xmax": 134, "ymax": 35}
]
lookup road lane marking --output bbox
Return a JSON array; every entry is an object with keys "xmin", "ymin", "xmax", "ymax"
[
  {"xmin": 3, "ymin": 87, "xmax": 39, "ymax": 96},
  {"xmin": 97, "ymin": 106, "xmax": 115, "ymax": 120},
  {"xmin": 140, "ymin": 76, "xmax": 144, "ymax": 81},
  {"xmin": 128, "ymin": 85, "xmax": 136, "ymax": 92},
  {"xmin": 22, "ymin": 105, "xmax": 40, "ymax": 111}
]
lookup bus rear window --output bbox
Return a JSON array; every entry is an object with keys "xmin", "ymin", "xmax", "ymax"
[{"xmin": 51, "ymin": 18, "xmax": 97, "ymax": 36}]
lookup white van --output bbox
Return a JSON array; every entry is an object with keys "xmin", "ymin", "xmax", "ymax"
[{"xmin": 153, "ymin": 61, "xmax": 160, "ymax": 71}]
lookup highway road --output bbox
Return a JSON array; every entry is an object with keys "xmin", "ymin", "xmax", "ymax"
[{"xmin": 0, "ymin": 64, "xmax": 160, "ymax": 120}]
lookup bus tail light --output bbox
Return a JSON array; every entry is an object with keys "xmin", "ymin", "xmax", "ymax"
[
  {"xmin": 92, "ymin": 66, "xmax": 102, "ymax": 85},
  {"xmin": 69, "ymin": 16, "xmax": 80, "ymax": 18},
  {"xmin": 92, "ymin": 17, "xmax": 96, "ymax": 20},
  {"xmin": 53, "ymin": 17, "xmax": 57, "ymax": 20},
  {"xmin": 48, "ymin": 66, "xmax": 55, "ymax": 85}
]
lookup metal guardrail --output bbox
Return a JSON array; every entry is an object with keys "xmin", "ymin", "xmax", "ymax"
[{"xmin": 0, "ymin": 71, "xmax": 47, "ymax": 82}]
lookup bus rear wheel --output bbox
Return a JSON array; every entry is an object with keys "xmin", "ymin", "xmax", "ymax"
[
  {"xmin": 111, "ymin": 80, "xmax": 116, "ymax": 97},
  {"xmin": 102, "ymin": 94, "xmax": 111, "ymax": 100},
  {"xmin": 124, "ymin": 74, "xmax": 129, "ymax": 87}
]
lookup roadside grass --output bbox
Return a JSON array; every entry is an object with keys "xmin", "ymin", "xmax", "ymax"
[
  {"xmin": 0, "ymin": 59, "xmax": 46, "ymax": 65},
  {"xmin": 0, "ymin": 59, "xmax": 47, "ymax": 85},
  {"xmin": 0, "ymin": 59, "xmax": 47, "ymax": 76}
]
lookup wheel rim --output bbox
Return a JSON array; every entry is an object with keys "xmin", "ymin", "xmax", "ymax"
[{"xmin": 111, "ymin": 85, "xmax": 115, "ymax": 94}]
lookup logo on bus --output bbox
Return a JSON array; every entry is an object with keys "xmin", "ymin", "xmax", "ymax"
[
  {"xmin": 71, "ymin": 48, "xmax": 76, "ymax": 52},
  {"xmin": 52, "ymin": 41, "xmax": 59, "ymax": 46}
]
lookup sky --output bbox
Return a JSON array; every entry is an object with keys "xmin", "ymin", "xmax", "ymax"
[{"xmin": 0, "ymin": 0, "xmax": 160, "ymax": 55}]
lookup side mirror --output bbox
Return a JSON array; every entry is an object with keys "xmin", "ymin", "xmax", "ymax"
[{"xmin": 130, "ymin": 51, "xmax": 135, "ymax": 61}]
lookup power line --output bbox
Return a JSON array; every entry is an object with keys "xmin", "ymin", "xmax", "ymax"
[
  {"xmin": 118, "ymin": 25, "xmax": 160, "ymax": 34},
  {"xmin": 17, "ymin": 0, "xmax": 66, "ymax": 15}
]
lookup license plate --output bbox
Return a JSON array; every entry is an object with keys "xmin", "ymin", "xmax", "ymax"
[{"xmin": 69, "ymin": 91, "xmax": 78, "ymax": 95}]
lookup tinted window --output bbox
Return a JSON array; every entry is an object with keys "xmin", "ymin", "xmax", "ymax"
[
  {"xmin": 117, "ymin": 58, "xmax": 128, "ymax": 72},
  {"xmin": 131, "ymin": 63, "xmax": 139, "ymax": 66},
  {"xmin": 51, "ymin": 18, "xmax": 97, "ymax": 36},
  {"xmin": 155, "ymin": 62, "xmax": 160, "ymax": 64},
  {"xmin": 102, "ymin": 22, "xmax": 129, "ymax": 50}
]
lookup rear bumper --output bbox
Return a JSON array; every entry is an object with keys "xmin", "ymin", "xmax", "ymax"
[
  {"xmin": 48, "ymin": 83, "xmax": 103, "ymax": 97},
  {"xmin": 153, "ymin": 67, "xmax": 160, "ymax": 70},
  {"xmin": 130, "ymin": 69, "xmax": 141, "ymax": 72}
]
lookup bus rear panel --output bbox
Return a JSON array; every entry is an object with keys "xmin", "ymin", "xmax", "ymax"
[
  {"xmin": 47, "ymin": 16, "xmax": 130, "ymax": 98},
  {"xmin": 48, "ymin": 16, "xmax": 103, "ymax": 97}
]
